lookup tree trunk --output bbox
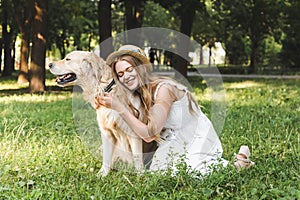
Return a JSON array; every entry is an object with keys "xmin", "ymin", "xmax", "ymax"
[
  {"xmin": 173, "ymin": 1, "xmax": 196, "ymax": 78},
  {"xmin": 124, "ymin": 0, "xmax": 145, "ymax": 45},
  {"xmin": 57, "ymin": 31, "xmax": 66, "ymax": 59},
  {"xmin": 98, "ymin": 0, "xmax": 113, "ymax": 59},
  {"xmin": 12, "ymin": 0, "xmax": 34, "ymax": 84},
  {"xmin": 208, "ymin": 42, "xmax": 214, "ymax": 67},
  {"xmin": 0, "ymin": 39, "xmax": 3, "ymax": 73},
  {"xmin": 11, "ymin": 36, "xmax": 16, "ymax": 71},
  {"xmin": 1, "ymin": 5, "xmax": 14, "ymax": 77},
  {"xmin": 18, "ymin": 31, "xmax": 30, "ymax": 84},
  {"xmin": 29, "ymin": 0, "xmax": 48, "ymax": 92},
  {"xmin": 199, "ymin": 44, "xmax": 204, "ymax": 65},
  {"xmin": 249, "ymin": 37, "xmax": 259, "ymax": 73}
]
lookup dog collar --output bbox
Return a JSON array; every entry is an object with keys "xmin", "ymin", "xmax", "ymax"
[{"xmin": 104, "ymin": 79, "xmax": 115, "ymax": 93}]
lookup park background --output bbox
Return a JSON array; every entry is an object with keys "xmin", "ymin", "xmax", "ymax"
[
  {"xmin": 0, "ymin": 0, "xmax": 299, "ymax": 92},
  {"xmin": 0, "ymin": 0, "xmax": 299, "ymax": 199}
]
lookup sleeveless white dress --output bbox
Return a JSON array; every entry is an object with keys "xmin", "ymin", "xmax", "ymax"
[{"xmin": 149, "ymin": 80, "xmax": 228, "ymax": 175}]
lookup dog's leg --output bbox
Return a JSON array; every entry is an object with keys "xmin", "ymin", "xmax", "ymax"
[
  {"xmin": 97, "ymin": 131, "xmax": 116, "ymax": 177},
  {"xmin": 129, "ymin": 137, "xmax": 144, "ymax": 172}
]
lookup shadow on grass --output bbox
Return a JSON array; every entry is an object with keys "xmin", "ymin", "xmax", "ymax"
[{"xmin": 0, "ymin": 85, "xmax": 73, "ymax": 97}]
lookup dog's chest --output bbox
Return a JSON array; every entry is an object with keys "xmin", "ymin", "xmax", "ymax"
[{"xmin": 96, "ymin": 107, "xmax": 119, "ymax": 124}]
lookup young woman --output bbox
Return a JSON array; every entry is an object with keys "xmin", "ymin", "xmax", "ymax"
[{"xmin": 95, "ymin": 45, "xmax": 254, "ymax": 175}]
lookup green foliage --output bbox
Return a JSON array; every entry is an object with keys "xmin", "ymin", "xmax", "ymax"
[
  {"xmin": 111, "ymin": 2, "xmax": 126, "ymax": 36},
  {"xmin": 281, "ymin": 0, "xmax": 300, "ymax": 68},
  {"xmin": 0, "ymin": 75, "xmax": 299, "ymax": 199},
  {"xmin": 262, "ymin": 36, "xmax": 282, "ymax": 67},
  {"xmin": 143, "ymin": 1, "xmax": 177, "ymax": 29},
  {"xmin": 4, "ymin": 0, "xmax": 300, "ymax": 77},
  {"xmin": 225, "ymin": 32, "xmax": 250, "ymax": 65},
  {"xmin": 211, "ymin": 0, "xmax": 284, "ymax": 68},
  {"xmin": 47, "ymin": 0, "xmax": 98, "ymax": 57},
  {"xmin": 192, "ymin": 4, "xmax": 214, "ymax": 46}
]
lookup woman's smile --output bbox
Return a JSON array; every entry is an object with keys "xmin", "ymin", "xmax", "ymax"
[{"xmin": 126, "ymin": 78, "xmax": 135, "ymax": 85}]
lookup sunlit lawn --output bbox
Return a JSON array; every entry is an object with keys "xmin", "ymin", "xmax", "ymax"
[{"xmin": 0, "ymin": 73, "xmax": 299, "ymax": 199}]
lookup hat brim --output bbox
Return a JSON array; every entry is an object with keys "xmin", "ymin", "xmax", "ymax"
[{"xmin": 106, "ymin": 50, "xmax": 151, "ymax": 66}]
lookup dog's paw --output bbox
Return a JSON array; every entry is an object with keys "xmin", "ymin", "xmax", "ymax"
[
  {"xmin": 134, "ymin": 163, "xmax": 144, "ymax": 172},
  {"xmin": 96, "ymin": 166, "xmax": 110, "ymax": 177}
]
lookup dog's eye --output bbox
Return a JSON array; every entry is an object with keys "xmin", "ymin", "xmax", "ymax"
[{"xmin": 66, "ymin": 58, "xmax": 71, "ymax": 61}]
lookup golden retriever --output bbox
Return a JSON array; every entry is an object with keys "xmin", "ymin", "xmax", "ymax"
[{"xmin": 49, "ymin": 51, "xmax": 156, "ymax": 176}]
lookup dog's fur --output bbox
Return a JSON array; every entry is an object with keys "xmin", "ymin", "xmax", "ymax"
[{"xmin": 49, "ymin": 51, "xmax": 155, "ymax": 176}]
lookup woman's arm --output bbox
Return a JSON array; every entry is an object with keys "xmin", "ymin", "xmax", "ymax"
[{"xmin": 95, "ymin": 84, "xmax": 176, "ymax": 142}]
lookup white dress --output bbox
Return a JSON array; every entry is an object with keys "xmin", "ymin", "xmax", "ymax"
[{"xmin": 149, "ymin": 80, "xmax": 228, "ymax": 175}]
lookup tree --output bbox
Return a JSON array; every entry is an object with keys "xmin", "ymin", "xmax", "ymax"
[
  {"xmin": 192, "ymin": 10, "xmax": 210, "ymax": 65},
  {"xmin": 1, "ymin": 0, "xmax": 15, "ymax": 77},
  {"xmin": 98, "ymin": 0, "xmax": 113, "ymax": 59},
  {"xmin": 153, "ymin": 0, "xmax": 204, "ymax": 77},
  {"xmin": 143, "ymin": 1, "xmax": 176, "ymax": 29},
  {"xmin": 29, "ymin": 0, "xmax": 48, "ymax": 92},
  {"xmin": 213, "ymin": 0, "xmax": 283, "ymax": 72},
  {"xmin": 225, "ymin": 31, "xmax": 249, "ymax": 65},
  {"xmin": 281, "ymin": 0, "xmax": 300, "ymax": 68},
  {"xmin": 124, "ymin": 0, "xmax": 145, "ymax": 45},
  {"xmin": 47, "ymin": 0, "xmax": 72, "ymax": 58},
  {"xmin": 47, "ymin": 0, "xmax": 98, "ymax": 58},
  {"xmin": 12, "ymin": 0, "xmax": 34, "ymax": 84},
  {"xmin": 173, "ymin": 0, "xmax": 199, "ymax": 77}
]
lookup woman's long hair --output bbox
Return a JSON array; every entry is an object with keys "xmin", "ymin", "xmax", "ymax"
[{"xmin": 111, "ymin": 55, "xmax": 199, "ymax": 129}]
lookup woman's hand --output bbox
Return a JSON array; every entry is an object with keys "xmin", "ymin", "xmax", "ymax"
[
  {"xmin": 95, "ymin": 93, "xmax": 125, "ymax": 113},
  {"xmin": 94, "ymin": 92, "xmax": 112, "ymax": 109},
  {"xmin": 144, "ymin": 134, "xmax": 160, "ymax": 143},
  {"xmin": 95, "ymin": 93, "xmax": 159, "ymax": 143}
]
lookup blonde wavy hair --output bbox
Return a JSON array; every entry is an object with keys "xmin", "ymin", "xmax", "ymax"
[{"xmin": 110, "ymin": 55, "xmax": 199, "ymax": 130}]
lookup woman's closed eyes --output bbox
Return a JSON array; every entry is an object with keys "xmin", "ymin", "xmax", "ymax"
[{"xmin": 117, "ymin": 66, "xmax": 134, "ymax": 78}]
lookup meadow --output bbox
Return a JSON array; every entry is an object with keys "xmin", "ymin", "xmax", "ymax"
[{"xmin": 0, "ymin": 74, "xmax": 299, "ymax": 199}]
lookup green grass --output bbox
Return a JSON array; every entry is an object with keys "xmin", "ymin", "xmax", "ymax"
[{"xmin": 0, "ymin": 74, "xmax": 299, "ymax": 199}]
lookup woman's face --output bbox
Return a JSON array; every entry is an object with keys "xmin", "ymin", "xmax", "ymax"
[{"xmin": 115, "ymin": 59, "xmax": 140, "ymax": 91}]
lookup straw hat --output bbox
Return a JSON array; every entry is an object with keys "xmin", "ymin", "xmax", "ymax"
[{"xmin": 106, "ymin": 45, "xmax": 151, "ymax": 67}]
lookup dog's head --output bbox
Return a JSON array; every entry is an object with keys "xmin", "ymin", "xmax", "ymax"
[{"xmin": 49, "ymin": 51, "xmax": 109, "ymax": 87}]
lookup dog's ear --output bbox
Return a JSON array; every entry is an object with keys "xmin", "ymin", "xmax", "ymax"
[
  {"xmin": 83, "ymin": 52, "xmax": 111, "ymax": 81},
  {"xmin": 84, "ymin": 52, "xmax": 104, "ymax": 69},
  {"xmin": 81, "ymin": 55, "xmax": 92, "ymax": 72}
]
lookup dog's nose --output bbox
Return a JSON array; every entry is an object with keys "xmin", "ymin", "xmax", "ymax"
[{"xmin": 48, "ymin": 63, "xmax": 54, "ymax": 69}]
